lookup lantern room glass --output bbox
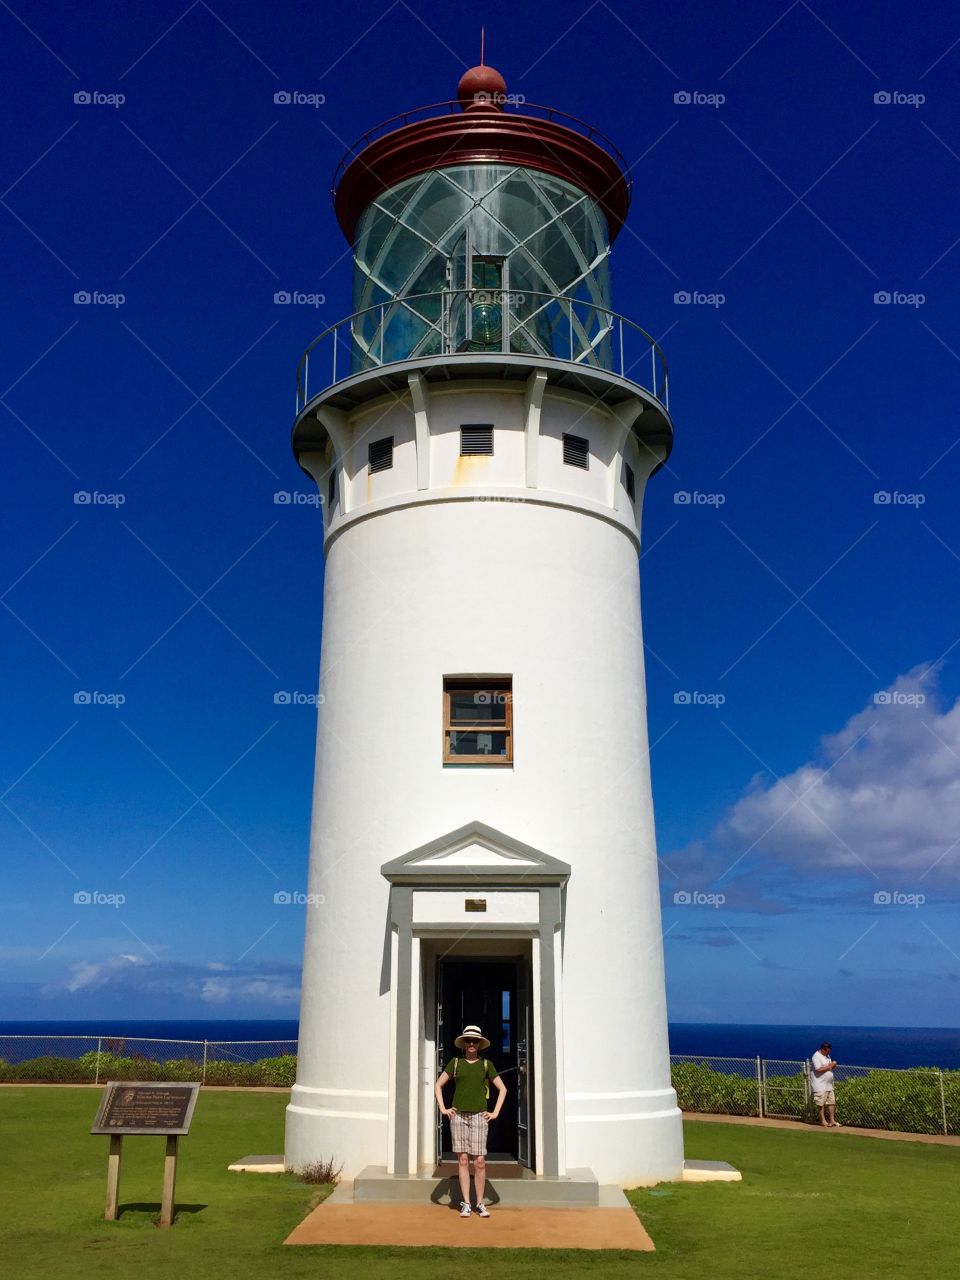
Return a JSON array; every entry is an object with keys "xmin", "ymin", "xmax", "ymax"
[{"xmin": 350, "ymin": 163, "xmax": 613, "ymax": 373}]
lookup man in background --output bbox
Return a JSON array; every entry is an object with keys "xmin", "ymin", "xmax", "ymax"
[{"xmin": 811, "ymin": 1041, "xmax": 840, "ymax": 1127}]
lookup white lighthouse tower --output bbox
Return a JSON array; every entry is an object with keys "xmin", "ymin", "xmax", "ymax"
[{"xmin": 284, "ymin": 62, "xmax": 684, "ymax": 1188}]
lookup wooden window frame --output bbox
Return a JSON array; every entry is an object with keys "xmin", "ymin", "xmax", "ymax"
[{"xmin": 443, "ymin": 676, "xmax": 513, "ymax": 766}]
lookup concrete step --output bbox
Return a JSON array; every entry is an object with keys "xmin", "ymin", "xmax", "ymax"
[{"xmin": 354, "ymin": 1164, "xmax": 601, "ymax": 1208}]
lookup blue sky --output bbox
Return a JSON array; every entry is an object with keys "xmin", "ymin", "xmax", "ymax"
[{"xmin": 2, "ymin": 0, "xmax": 959, "ymax": 1026}]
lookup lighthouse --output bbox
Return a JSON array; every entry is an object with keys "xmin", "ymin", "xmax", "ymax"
[{"xmin": 284, "ymin": 61, "xmax": 684, "ymax": 1188}]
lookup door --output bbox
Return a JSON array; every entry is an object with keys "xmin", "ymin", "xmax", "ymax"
[
  {"xmin": 435, "ymin": 957, "xmax": 528, "ymax": 1163},
  {"xmin": 516, "ymin": 953, "xmax": 532, "ymax": 1167}
]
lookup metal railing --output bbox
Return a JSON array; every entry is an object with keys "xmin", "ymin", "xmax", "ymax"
[
  {"xmin": 332, "ymin": 99, "xmax": 633, "ymax": 195},
  {"xmin": 294, "ymin": 288, "xmax": 669, "ymax": 414}
]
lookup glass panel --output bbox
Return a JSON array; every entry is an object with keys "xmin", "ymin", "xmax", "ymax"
[
  {"xmin": 449, "ymin": 690, "xmax": 509, "ymax": 723},
  {"xmin": 448, "ymin": 730, "xmax": 509, "ymax": 757}
]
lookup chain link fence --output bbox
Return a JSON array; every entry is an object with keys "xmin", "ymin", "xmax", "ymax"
[
  {"xmin": 2, "ymin": 1036, "xmax": 957, "ymax": 1135},
  {"xmin": 671, "ymin": 1053, "xmax": 960, "ymax": 1136},
  {"xmin": 0, "ymin": 1036, "xmax": 297, "ymax": 1086}
]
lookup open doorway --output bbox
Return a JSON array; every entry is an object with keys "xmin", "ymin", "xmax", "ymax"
[{"xmin": 435, "ymin": 956, "xmax": 533, "ymax": 1167}]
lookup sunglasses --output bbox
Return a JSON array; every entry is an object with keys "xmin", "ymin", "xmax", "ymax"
[{"xmin": 464, "ymin": 1038, "xmax": 479, "ymax": 1044}]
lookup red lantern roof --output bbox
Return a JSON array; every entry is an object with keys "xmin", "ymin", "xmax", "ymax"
[{"xmin": 333, "ymin": 66, "xmax": 632, "ymax": 244}]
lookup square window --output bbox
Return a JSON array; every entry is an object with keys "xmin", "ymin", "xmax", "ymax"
[
  {"xmin": 327, "ymin": 466, "xmax": 337, "ymax": 508},
  {"xmin": 443, "ymin": 677, "xmax": 513, "ymax": 765},
  {"xmin": 563, "ymin": 433, "xmax": 589, "ymax": 469},
  {"xmin": 368, "ymin": 437, "xmax": 394, "ymax": 473},
  {"xmin": 625, "ymin": 462, "xmax": 635, "ymax": 502}
]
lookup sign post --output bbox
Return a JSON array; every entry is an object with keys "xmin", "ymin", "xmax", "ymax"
[{"xmin": 91, "ymin": 1082, "xmax": 200, "ymax": 1227}]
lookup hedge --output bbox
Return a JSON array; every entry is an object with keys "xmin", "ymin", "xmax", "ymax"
[{"xmin": 0, "ymin": 1052, "xmax": 298, "ymax": 1088}]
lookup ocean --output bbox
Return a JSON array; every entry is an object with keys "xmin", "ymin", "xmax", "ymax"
[{"xmin": 1, "ymin": 1020, "xmax": 958, "ymax": 1069}]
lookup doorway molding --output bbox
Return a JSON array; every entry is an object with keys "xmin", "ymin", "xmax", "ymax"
[{"xmin": 381, "ymin": 820, "xmax": 571, "ymax": 1177}]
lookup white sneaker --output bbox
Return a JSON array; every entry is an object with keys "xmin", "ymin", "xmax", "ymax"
[
  {"xmin": 476, "ymin": 1203, "xmax": 491, "ymax": 1218},
  {"xmin": 459, "ymin": 1201, "xmax": 472, "ymax": 1217}
]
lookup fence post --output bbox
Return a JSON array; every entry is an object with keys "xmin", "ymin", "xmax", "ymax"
[
  {"xmin": 202, "ymin": 1040, "xmax": 209, "ymax": 1086},
  {"xmin": 939, "ymin": 1068, "xmax": 949, "ymax": 1136},
  {"xmin": 756, "ymin": 1056, "xmax": 764, "ymax": 1117},
  {"xmin": 95, "ymin": 1037, "xmax": 102, "ymax": 1086}
]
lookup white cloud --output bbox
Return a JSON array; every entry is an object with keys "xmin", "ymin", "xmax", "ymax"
[
  {"xmin": 668, "ymin": 663, "xmax": 960, "ymax": 890},
  {"xmin": 46, "ymin": 956, "xmax": 300, "ymax": 1007}
]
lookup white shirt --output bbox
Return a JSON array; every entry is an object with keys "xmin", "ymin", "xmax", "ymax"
[{"xmin": 811, "ymin": 1050, "xmax": 834, "ymax": 1093}]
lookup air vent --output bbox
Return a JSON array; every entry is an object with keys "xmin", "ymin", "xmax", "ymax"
[
  {"xmin": 563, "ymin": 433, "xmax": 589, "ymax": 470},
  {"xmin": 368, "ymin": 437, "xmax": 394, "ymax": 473},
  {"xmin": 625, "ymin": 462, "xmax": 635, "ymax": 502},
  {"xmin": 460, "ymin": 424, "xmax": 494, "ymax": 456}
]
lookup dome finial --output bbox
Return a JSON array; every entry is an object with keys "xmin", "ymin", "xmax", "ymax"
[{"xmin": 457, "ymin": 49, "xmax": 507, "ymax": 114}]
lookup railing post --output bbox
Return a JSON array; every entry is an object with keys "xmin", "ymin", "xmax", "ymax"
[
  {"xmin": 95, "ymin": 1037, "xmax": 102, "ymax": 1086},
  {"xmin": 380, "ymin": 303, "xmax": 385, "ymax": 366},
  {"xmin": 939, "ymin": 1068, "xmax": 949, "ymax": 1135},
  {"xmin": 568, "ymin": 297, "xmax": 574, "ymax": 361},
  {"xmin": 619, "ymin": 318, "xmax": 624, "ymax": 376},
  {"xmin": 332, "ymin": 330, "xmax": 337, "ymax": 384},
  {"xmin": 303, "ymin": 352, "xmax": 308, "ymax": 405},
  {"xmin": 756, "ymin": 1055, "xmax": 764, "ymax": 1118},
  {"xmin": 202, "ymin": 1040, "xmax": 209, "ymax": 1086},
  {"xmin": 651, "ymin": 344, "xmax": 656, "ymax": 396}
]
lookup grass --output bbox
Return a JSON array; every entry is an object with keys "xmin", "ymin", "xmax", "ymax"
[{"xmin": 1, "ymin": 1087, "xmax": 958, "ymax": 1278}]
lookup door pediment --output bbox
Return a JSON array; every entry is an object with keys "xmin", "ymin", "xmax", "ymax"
[{"xmin": 380, "ymin": 820, "xmax": 570, "ymax": 885}]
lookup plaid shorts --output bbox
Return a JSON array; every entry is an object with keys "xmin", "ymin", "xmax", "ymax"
[{"xmin": 450, "ymin": 1110, "xmax": 487, "ymax": 1156}]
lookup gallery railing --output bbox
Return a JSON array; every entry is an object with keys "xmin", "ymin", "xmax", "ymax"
[{"xmin": 294, "ymin": 289, "xmax": 670, "ymax": 414}]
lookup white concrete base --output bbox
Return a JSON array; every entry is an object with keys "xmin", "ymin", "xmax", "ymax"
[
  {"xmin": 228, "ymin": 1154, "xmax": 286, "ymax": 1173},
  {"xmin": 680, "ymin": 1159, "xmax": 742, "ymax": 1183}
]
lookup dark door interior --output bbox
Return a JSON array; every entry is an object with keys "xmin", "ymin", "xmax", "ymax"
[{"xmin": 436, "ymin": 957, "xmax": 528, "ymax": 1163}]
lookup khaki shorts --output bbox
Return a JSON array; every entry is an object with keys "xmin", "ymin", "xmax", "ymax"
[{"xmin": 813, "ymin": 1089, "xmax": 836, "ymax": 1106}]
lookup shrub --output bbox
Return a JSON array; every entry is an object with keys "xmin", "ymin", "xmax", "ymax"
[
  {"xmin": 258, "ymin": 1054, "xmax": 297, "ymax": 1087},
  {"xmin": 296, "ymin": 1156, "xmax": 343, "ymax": 1185}
]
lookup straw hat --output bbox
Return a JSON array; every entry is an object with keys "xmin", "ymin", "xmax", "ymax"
[{"xmin": 454, "ymin": 1024, "xmax": 491, "ymax": 1051}]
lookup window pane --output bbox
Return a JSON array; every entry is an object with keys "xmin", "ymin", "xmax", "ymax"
[
  {"xmin": 449, "ymin": 731, "xmax": 509, "ymax": 757},
  {"xmin": 449, "ymin": 690, "xmax": 509, "ymax": 723}
]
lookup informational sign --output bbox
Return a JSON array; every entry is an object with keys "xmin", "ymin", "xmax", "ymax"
[
  {"xmin": 91, "ymin": 1082, "xmax": 200, "ymax": 1226},
  {"xmin": 91, "ymin": 1082, "xmax": 200, "ymax": 1136}
]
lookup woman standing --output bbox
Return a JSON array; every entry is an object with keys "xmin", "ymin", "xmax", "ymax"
[{"xmin": 435, "ymin": 1024, "xmax": 507, "ymax": 1217}]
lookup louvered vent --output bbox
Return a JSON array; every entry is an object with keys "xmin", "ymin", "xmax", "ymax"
[
  {"xmin": 563, "ymin": 433, "xmax": 589, "ymax": 469},
  {"xmin": 368, "ymin": 437, "xmax": 394, "ymax": 473},
  {"xmin": 625, "ymin": 462, "xmax": 636, "ymax": 502},
  {"xmin": 460, "ymin": 424, "xmax": 494, "ymax": 456}
]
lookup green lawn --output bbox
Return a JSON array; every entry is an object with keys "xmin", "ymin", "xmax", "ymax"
[{"xmin": 1, "ymin": 1087, "xmax": 957, "ymax": 1278}]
